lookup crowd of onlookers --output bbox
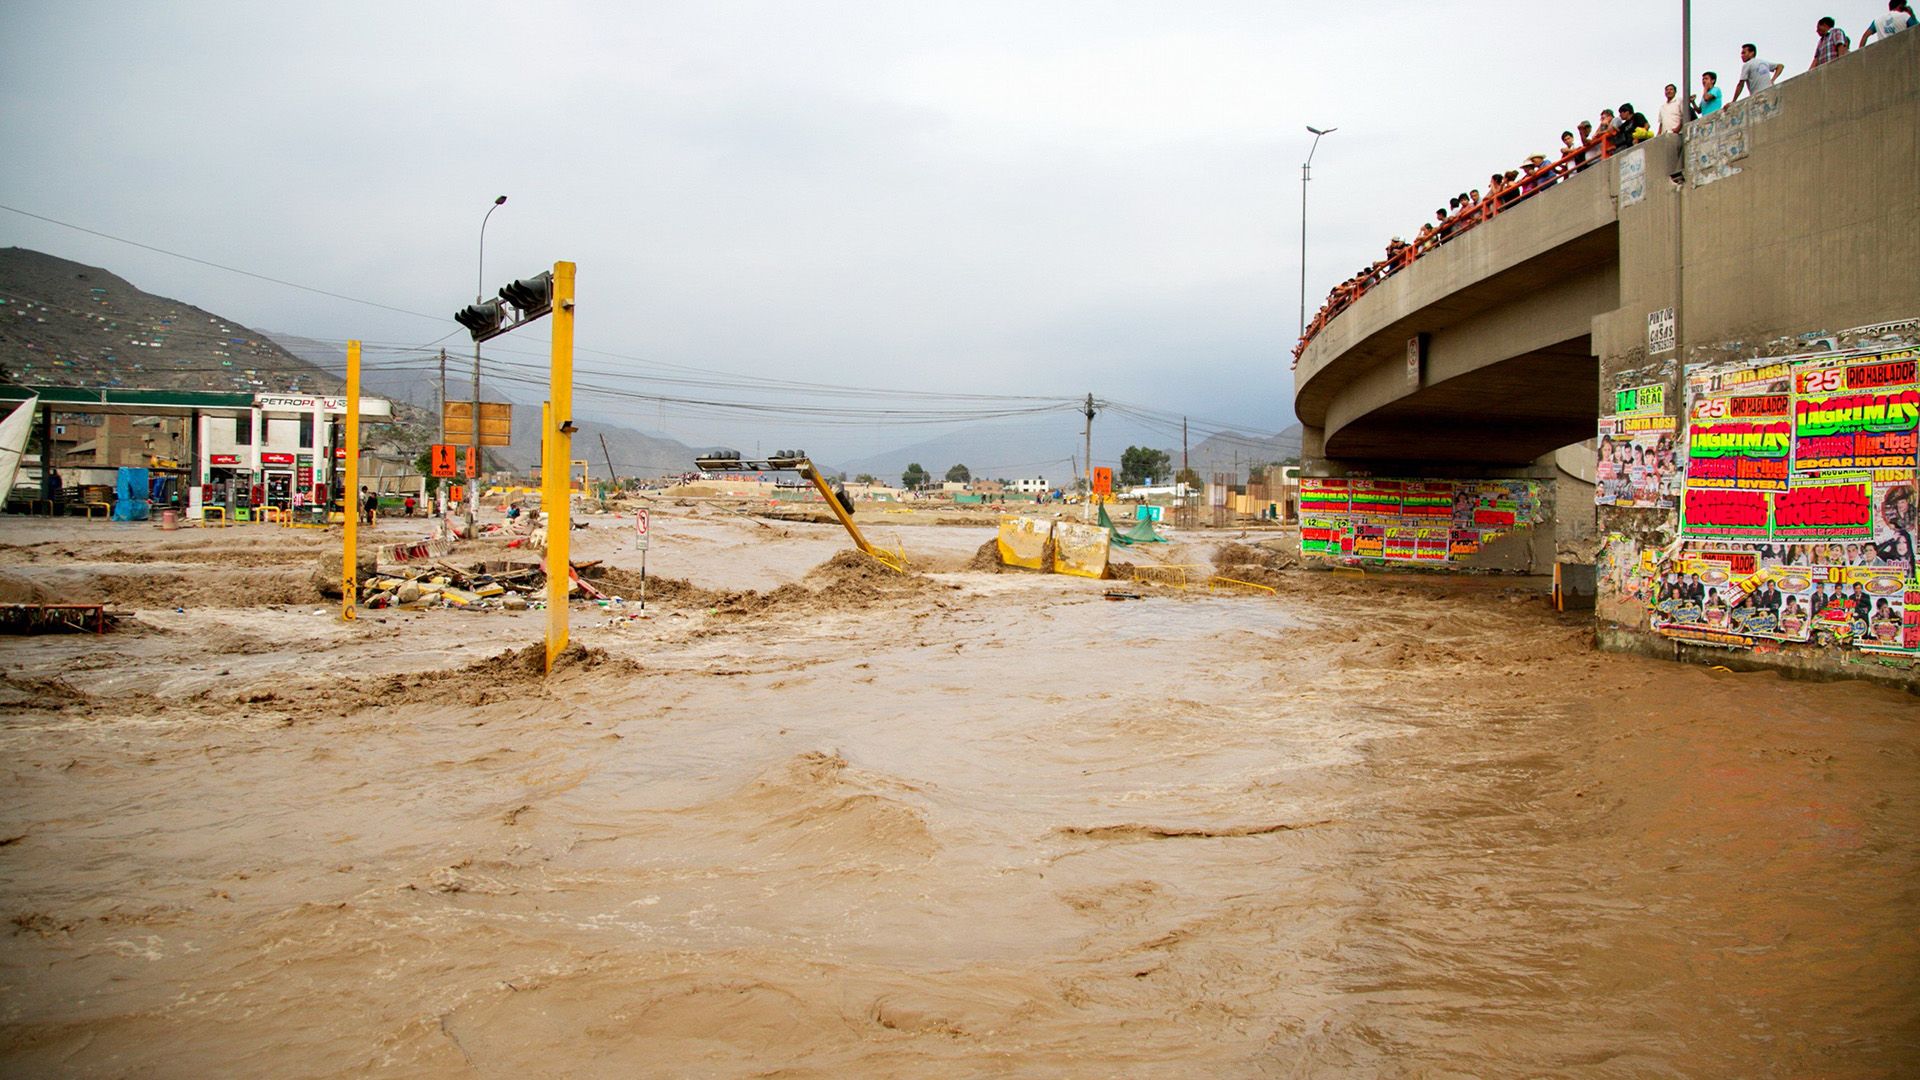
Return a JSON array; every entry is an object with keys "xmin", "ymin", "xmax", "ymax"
[{"xmin": 1292, "ymin": 2, "xmax": 1917, "ymax": 366}]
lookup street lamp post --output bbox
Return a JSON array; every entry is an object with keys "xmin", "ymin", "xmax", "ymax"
[
  {"xmin": 467, "ymin": 194, "xmax": 506, "ymax": 536},
  {"xmin": 1300, "ymin": 125, "xmax": 1336, "ymax": 345}
]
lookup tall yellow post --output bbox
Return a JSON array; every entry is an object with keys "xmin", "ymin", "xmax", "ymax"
[
  {"xmin": 341, "ymin": 339, "xmax": 361, "ymax": 621},
  {"xmin": 545, "ymin": 262, "xmax": 575, "ymax": 672}
]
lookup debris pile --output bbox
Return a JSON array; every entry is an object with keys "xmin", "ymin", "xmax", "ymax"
[
  {"xmin": 358, "ymin": 557, "xmax": 546, "ymax": 611},
  {"xmin": 0, "ymin": 603, "xmax": 123, "ymax": 634}
]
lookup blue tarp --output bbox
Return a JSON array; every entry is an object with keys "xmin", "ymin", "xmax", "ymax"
[{"xmin": 112, "ymin": 467, "xmax": 151, "ymax": 521}]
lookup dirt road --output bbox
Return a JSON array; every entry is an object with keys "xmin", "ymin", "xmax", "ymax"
[{"xmin": 0, "ymin": 509, "xmax": 1914, "ymax": 1076}]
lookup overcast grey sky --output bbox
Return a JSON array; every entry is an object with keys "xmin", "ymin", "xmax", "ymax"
[{"xmin": 0, "ymin": 0, "xmax": 1831, "ymax": 458}]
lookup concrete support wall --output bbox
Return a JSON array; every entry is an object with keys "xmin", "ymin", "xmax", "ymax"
[{"xmin": 1594, "ymin": 30, "xmax": 1920, "ymax": 688}]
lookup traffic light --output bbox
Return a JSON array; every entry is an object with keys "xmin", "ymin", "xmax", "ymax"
[
  {"xmin": 497, "ymin": 272, "xmax": 553, "ymax": 318},
  {"xmin": 454, "ymin": 299, "xmax": 504, "ymax": 341},
  {"xmin": 455, "ymin": 267, "xmax": 554, "ymax": 344}
]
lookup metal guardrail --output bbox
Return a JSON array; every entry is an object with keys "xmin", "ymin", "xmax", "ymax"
[{"xmin": 1294, "ymin": 130, "xmax": 1623, "ymax": 365}]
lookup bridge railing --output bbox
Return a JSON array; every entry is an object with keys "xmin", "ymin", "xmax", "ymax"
[{"xmin": 1293, "ymin": 131, "xmax": 1622, "ymax": 368}]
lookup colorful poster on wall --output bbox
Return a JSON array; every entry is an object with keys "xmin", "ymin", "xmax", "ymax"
[
  {"xmin": 1598, "ymin": 412, "xmax": 1679, "ymax": 507},
  {"xmin": 1301, "ymin": 516, "xmax": 1343, "ymax": 556},
  {"xmin": 1680, "ymin": 487, "xmax": 1770, "ymax": 540},
  {"xmin": 1614, "ymin": 383, "xmax": 1667, "ymax": 416},
  {"xmin": 1350, "ymin": 480, "xmax": 1403, "ymax": 517},
  {"xmin": 1643, "ymin": 345, "xmax": 1920, "ymax": 660},
  {"xmin": 1791, "ymin": 353, "xmax": 1919, "ymax": 473},
  {"xmin": 1298, "ymin": 477, "xmax": 1540, "ymax": 565},
  {"xmin": 1684, "ymin": 392, "xmax": 1791, "ymax": 492},
  {"xmin": 1771, "ymin": 472, "xmax": 1872, "ymax": 540},
  {"xmin": 1402, "ymin": 482, "xmax": 1453, "ymax": 518},
  {"xmin": 1869, "ymin": 477, "xmax": 1918, "ymax": 577},
  {"xmin": 1687, "ymin": 355, "xmax": 1796, "ymax": 398},
  {"xmin": 1299, "ymin": 477, "xmax": 1350, "ymax": 514},
  {"xmin": 1864, "ymin": 582, "xmax": 1920, "ymax": 654}
]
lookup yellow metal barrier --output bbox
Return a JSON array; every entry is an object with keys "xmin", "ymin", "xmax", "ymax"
[
  {"xmin": 1128, "ymin": 563, "xmax": 1208, "ymax": 590},
  {"xmin": 1052, "ymin": 521, "xmax": 1111, "ymax": 579},
  {"xmin": 202, "ymin": 507, "xmax": 228, "ymax": 527},
  {"xmin": 996, "ymin": 516, "xmax": 1052, "ymax": 570},
  {"xmin": 1207, "ymin": 575, "xmax": 1276, "ymax": 596}
]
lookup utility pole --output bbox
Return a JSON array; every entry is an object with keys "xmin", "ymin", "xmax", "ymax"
[
  {"xmin": 1082, "ymin": 392, "xmax": 1095, "ymax": 522},
  {"xmin": 599, "ymin": 432, "xmax": 617, "ymax": 501},
  {"xmin": 437, "ymin": 347, "xmax": 447, "ymax": 518},
  {"xmin": 1301, "ymin": 126, "xmax": 1337, "ymax": 342},
  {"xmin": 468, "ymin": 194, "xmax": 506, "ymax": 540},
  {"xmin": 1181, "ymin": 415, "xmax": 1192, "ymax": 524},
  {"xmin": 468, "ymin": 341, "xmax": 480, "ymax": 537}
]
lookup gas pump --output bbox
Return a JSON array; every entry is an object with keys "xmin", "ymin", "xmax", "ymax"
[{"xmin": 230, "ymin": 477, "xmax": 255, "ymax": 522}]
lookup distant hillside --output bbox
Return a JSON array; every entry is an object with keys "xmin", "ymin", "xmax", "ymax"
[
  {"xmin": 0, "ymin": 247, "xmax": 434, "ymax": 460},
  {"xmin": 0, "ymin": 247, "xmax": 340, "ymax": 396},
  {"xmin": 1187, "ymin": 424, "xmax": 1302, "ymax": 476}
]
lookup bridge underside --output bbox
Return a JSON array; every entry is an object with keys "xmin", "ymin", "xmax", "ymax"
[{"xmin": 1323, "ymin": 334, "xmax": 1596, "ymax": 465}]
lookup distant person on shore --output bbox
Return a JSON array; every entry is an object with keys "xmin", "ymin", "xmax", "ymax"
[
  {"xmin": 1692, "ymin": 71, "xmax": 1724, "ymax": 116},
  {"xmin": 1811, "ymin": 16, "xmax": 1851, "ymax": 68},
  {"xmin": 1732, "ymin": 44, "xmax": 1784, "ymax": 102},
  {"xmin": 1657, "ymin": 84, "xmax": 1687, "ymax": 134},
  {"xmin": 360, "ymin": 486, "xmax": 377, "ymax": 526},
  {"xmin": 1860, "ymin": 0, "xmax": 1917, "ymax": 44}
]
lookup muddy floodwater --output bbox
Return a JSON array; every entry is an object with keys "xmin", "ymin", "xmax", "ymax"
[{"xmin": 0, "ymin": 511, "xmax": 1915, "ymax": 1077}]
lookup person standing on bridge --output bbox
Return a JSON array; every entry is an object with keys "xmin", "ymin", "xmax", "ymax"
[
  {"xmin": 1657, "ymin": 84, "xmax": 1687, "ymax": 134},
  {"xmin": 1731, "ymin": 44, "xmax": 1785, "ymax": 103},
  {"xmin": 1576, "ymin": 120, "xmax": 1601, "ymax": 170},
  {"xmin": 1810, "ymin": 16, "xmax": 1851, "ymax": 68},
  {"xmin": 1860, "ymin": 0, "xmax": 1917, "ymax": 45},
  {"xmin": 1692, "ymin": 71, "xmax": 1725, "ymax": 116},
  {"xmin": 1615, "ymin": 103, "xmax": 1651, "ymax": 147}
]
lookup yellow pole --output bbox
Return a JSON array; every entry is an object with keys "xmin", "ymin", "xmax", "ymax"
[
  {"xmin": 802, "ymin": 462, "xmax": 875, "ymax": 556},
  {"xmin": 545, "ymin": 261, "xmax": 575, "ymax": 672},
  {"xmin": 341, "ymin": 339, "xmax": 360, "ymax": 621}
]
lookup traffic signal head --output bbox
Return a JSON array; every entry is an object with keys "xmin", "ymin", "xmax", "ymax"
[
  {"xmin": 454, "ymin": 299, "xmax": 504, "ymax": 341},
  {"xmin": 498, "ymin": 271, "xmax": 553, "ymax": 317}
]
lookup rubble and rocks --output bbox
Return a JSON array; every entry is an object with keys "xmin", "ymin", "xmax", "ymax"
[{"xmin": 312, "ymin": 550, "xmax": 379, "ymax": 599}]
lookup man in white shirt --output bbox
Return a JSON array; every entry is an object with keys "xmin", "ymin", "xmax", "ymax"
[
  {"xmin": 1861, "ymin": 0, "xmax": 1918, "ymax": 44},
  {"xmin": 1656, "ymin": 83, "xmax": 1686, "ymax": 134},
  {"xmin": 1732, "ymin": 43, "xmax": 1785, "ymax": 103}
]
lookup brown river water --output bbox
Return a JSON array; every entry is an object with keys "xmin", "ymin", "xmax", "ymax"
[{"xmin": 0, "ymin": 515, "xmax": 1914, "ymax": 1077}]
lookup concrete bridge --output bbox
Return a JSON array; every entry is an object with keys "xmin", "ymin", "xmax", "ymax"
[
  {"xmin": 1289, "ymin": 30, "xmax": 1920, "ymax": 688},
  {"xmin": 1292, "ymin": 28, "xmax": 1919, "ymax": 473},
  {"xmin": 1292, "ymin": 144, "xmax": 1615, "ymax": 467}
]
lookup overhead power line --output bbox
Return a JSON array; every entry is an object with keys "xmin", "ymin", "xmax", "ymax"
[{"xmin": 0, "ymin": 203, "xmax": 449, "ymax": 323}]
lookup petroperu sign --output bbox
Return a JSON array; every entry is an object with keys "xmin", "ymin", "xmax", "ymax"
[
  {"xmin": 256, "ymin": 394, "xmax": 345, "ymax": 413},
  {"xmin": 255, "ymin": 394, "xmax": 392, "ymax": 418}
]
